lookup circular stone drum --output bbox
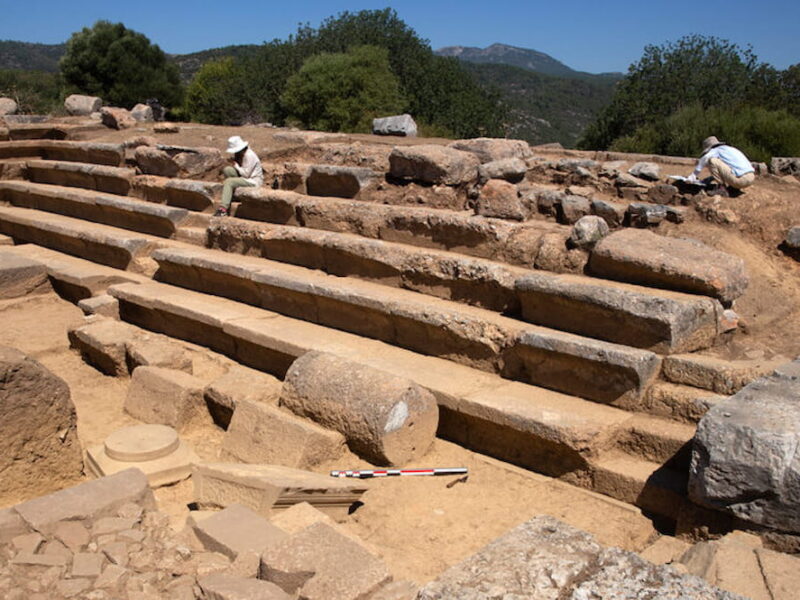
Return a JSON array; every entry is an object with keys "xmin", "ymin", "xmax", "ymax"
[{"xmin": 104, "ymin": 424, "xmax": 180, "ymax": 463}]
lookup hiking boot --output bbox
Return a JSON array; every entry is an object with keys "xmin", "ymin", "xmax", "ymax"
[{"xmin": 214, "ymin": 206, "xmax": 229, "ymax": 217}]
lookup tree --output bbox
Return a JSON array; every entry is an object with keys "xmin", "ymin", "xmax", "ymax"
[
  {"xmin": 280, "ymin": 46, "xmax": 405, "ymax": 133},
  {"xmin": 60, "ymin": 21, "xmax": 182, "ymax": 108},
  {"xmin": 185, "ymin": 57, "xmax": 253, "ymax": 125}
]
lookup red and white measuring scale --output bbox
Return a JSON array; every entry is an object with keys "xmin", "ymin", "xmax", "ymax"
[{"xmin": 330, "ymin": 467, "xmax": 468, "ymax": 479}]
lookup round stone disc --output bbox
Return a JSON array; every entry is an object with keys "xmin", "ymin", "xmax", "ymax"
[{"xmin": 104, "ymin": 424, "xmax": 180, "ymax": 463}]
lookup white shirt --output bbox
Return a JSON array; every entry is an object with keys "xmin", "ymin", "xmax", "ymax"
[
  {"xmin": 234, "ymin": 148, "xmax": 264, "ymax": 186},
  {"xmin": 693, "ymin": 145, "xmax": 754, "ymax": 178}
]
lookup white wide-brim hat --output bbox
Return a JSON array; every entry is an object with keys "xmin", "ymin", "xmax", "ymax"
[{"xmin": 226, "ymin": 135, "xmax": 248, "ymax": 154}]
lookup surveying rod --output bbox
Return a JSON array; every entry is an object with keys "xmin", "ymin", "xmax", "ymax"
[{"xmin": 330, "ymin": 467, "xmax": 468, "ymax": 479}]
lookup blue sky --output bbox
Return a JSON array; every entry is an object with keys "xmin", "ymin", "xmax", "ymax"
[{"xmin": 1, "ymin": 1, "xmax": 798, "ymax": 73}]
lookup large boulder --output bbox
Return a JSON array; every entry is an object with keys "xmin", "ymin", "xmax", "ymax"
[
  {"xmin": 389, "ymin": 145, "xmax": 479, "ymax": 185},
  {"xmin": 64, "ymin": 94, "xmax": 102, "ymax": 116},
  {"xmin": 448, "ymin": 137, "xmax": 533, "ymax": 163},
  {"xmin": 0, "ymin": 97, "xmax": 18, "ymax": 116},
  {"xmin": 590, "ymin": 229, "xmax": 749, "ymax": 303},
  {"xmin": 689, "ymin": 359, "xmax": 800, "ymax": 534},
  {"xmin": 0, "ymin": 346, "xmax": 82, "ymax": 506},
  {"xmin": 418, "ymin": 516, "xmax": 739, "ymax": 599},
  {"xmin": 306, "ymin": 165, "xmax": 378, "ymax": 199},
  {"xmin": 171, "ymin": 146, "xmax": 226, "ymax": 179},
  {"xmin": 130, "ymin": 103, "xmax": 154, "ymax": 122},
  {"xmin": 135, "ymin": 146, "xmax": 179, "ymax": 178},
  {"xmin": 100, "ymin": 107, "xmax": 136, "ymax": 130},
  {"xmin": 372, "ymin": 114, "xmax": 417, "ymax": 137}
]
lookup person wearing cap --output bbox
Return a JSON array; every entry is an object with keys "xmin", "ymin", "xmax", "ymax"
[
  {"xmin": 215, "ymin": 135, "xmax": 264, "ymax": 216},
  {"xmin": 686, "ymin": 136, "xmax": 755, "ymax": 197}
]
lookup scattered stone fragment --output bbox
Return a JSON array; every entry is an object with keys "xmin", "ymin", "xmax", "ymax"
[
  {"xmin": 72, "ymin": 552, "xmax": 105, "ymax": 578},
  {"xmin": 369, "ymin": 580, "xmax": 420, "ymax": 600},
  {"xmin": 475, "ymin": 179, "xmax": 526, "ymax": 220},
  {"xmin": 124, "ymin": 367, "xmax": 208, "ymax": 431},
  {"xmin": 665, "ymin": 205, "xmax": 687, "ymax": 223},
  {"xmin": 536, "ymin": 189, "xmax": 564, "ymax": 217},
  {"xmin": 628, "ymin": 161, "xmax": 661, "ymax": 181},
  {"xmin": 193, "ymin": 463, "xmax": 367, "ymax": 520},
  {"xmin": 11, "ymin": 552, "xmax": 70, "ymax": 566},
  {"xmin": 77, "ymin": 295, "xmax": 120, "ymax": 319},
  {"xmin": 372, "ymin": 114, "xmax": 417, "ymax": 137},
  {"xmin": 199, "ymin": 573, "xmax": 293, "ymax": 600},
  {"xmin": 449, "ymin": 138, "xmax": 533, "ymax": 163},
  {"xmin": 193, "ymin": 504, "xmax": 287, "ymax": 560},
  {"xmin": 639, "ymin": 535, "xmax": 691, "ymax": 565},
  {"xmin": 569, "ymin": 215, "xmax": 609, "ymax": 248},
  {"xmin": 54, "ymin": 521, "xmax": 90, "ymax": 552},
  {"xmin": 56, "ymin": 578, "xmax": 91, "ymax": 598},
  {"xmin": 281, "ymin": 351, "xmax": 439, "ymax": 465},
  {"xmin": 221, "ymin": 400, "xmax": 345, "ymax": 469},
  {"xmin": 260, "ymin": 522, "xmax": 391, "ymax": 600},
  {"xmin": 204, "ymin": 366, "xmax": 282, "ymax": 428},
  {"xmin": 389, "ymin": 145, "xmax": 479, "ymax": 185},
  {"xmin": 65, "ymin": 94, "xmax": 102, "ymax": 116},
  {"xmin": 771, "ymin": 156, "xmax": 800, "ymax": 177}
]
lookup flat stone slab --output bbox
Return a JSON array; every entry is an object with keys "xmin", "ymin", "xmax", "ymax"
[
  {"xmin": 589, "ymin": 228, "xmax": 749, "ymax": 303},
  {"xmin": 68, "ymin": 318, "xmax": 140, "ymax": 376},
  {"xmin": 131, "ymin": 174, "xmax": 220, "ymax": 212},
  {"xmin": 663, "ymin": 353, "xmax": 785, "ymax": 395},
  {"xmin": 0, "ymin": 140, "xmax": 124, "ymax": 165},
  {"xmin": 0, "ymin": 250, "xmax": 50, "ymax": 299},
  {"xmin": 198, "ymin": 573, "xmax": 292, "ymax": 600},
  {"xmin": 85, "ymin": 424, "xmax": 199, "ymax": 487},
  {"xmin": 193, "ymin": 503, "xmax": 288, "ymax": 559},
  {"xmin": 389, "ymin": 144, "xmax": 480, "ymax": 185},
  {"xmin": 26, "ymin": 159, "xmax": 135, "ymax": 195},
  {"xmin": 516, "ymin": 271, "xmax": 721, "ymax": 353},
  {"xmin": 204, "ymin": 366, "xmax": 281, "ymax": 428},
  {"xmin": 193, "ymin": 463, "xmax": 367, "ymax": 520},
  {"xmin": 306, "ymin": 164, "xmax": 378, "ymax": 199},
  {"xmin": 124, "ymin": 366, "xmax": 207, "ymax": 431},
  {"xmin": 690, "ymin": 360, "xmax": 800, "ymax": 534},
  {"xmin": 418, "ymin": 516, "xmax": 740, "ymax": 599}
]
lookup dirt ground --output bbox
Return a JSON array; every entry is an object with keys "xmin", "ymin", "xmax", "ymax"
[{"xmin": 0, "ymin": 291, "xmax": 657, "ymax": 585}]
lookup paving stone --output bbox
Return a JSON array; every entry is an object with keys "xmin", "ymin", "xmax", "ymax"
[
  {"xmin": 221, "ymin": 400, "xmax": 345, "ymax": 469},
  {"xmin": 193, "ymin": 504, "xmax": 288, "ymax": 560},
  {"xmin": 0, "ymin": 507, "xmax": 29, "ymax": 544},
  {"xmin": 11, "ymin": 532, "xmax": 44, "ymax": 554},
  {"xmin": 93, "ymin": 517, "xmax": 139, "ymax": 536},
  {"xmin": 101, "ymin": 541, "xmax": 129, "ymax": 566},
  {"xmin": 194, "ymin": 463, "xmax": 367, "ymax": 520},
  {"xmin": 199, "ymin": 573, "xmax": 293, "ymax": 600},
  {"xmin": 72, "ymin": 552, "xmax": 105, "ymax": 577},
  {"xmin": 755, "ymin": 547, "xmax": 800, "ymax": 600},
  {"xmin": 389, "ymin": 144, "xmax": 479, "ymax": 185},
  {"xmin": 44, "ymin": 538, "xmax": 74, "ymax": 558},
  {"xmin": 11, "ymin": 552, "xmax": 70, "ymax": 566},
  {"xmin": 94, "ymin": 563, "xmax": 128, "ymax": 589},
  {"xmin": 204, "ymin": 366, "xmax": 281, "ymax": 428},
  {"xmin": 57, "ymin": 578, "xmax": 91, "ymax": 598},
  {"xmin": 124, "ymin": 367, "xmax": 208, "ymax": 431},
  {"xmin": 260, "ymin": 522, "xmax": 391, "ymax": 600}
]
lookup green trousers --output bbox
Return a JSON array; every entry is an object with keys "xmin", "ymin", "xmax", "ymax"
[{"xmin": 221, "ymin": 166, "xmax": 255, "ymax": 209}]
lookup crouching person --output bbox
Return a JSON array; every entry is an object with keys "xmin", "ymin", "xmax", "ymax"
[
  {"xmin": 687, "ymin": 136, "xmax": 755, "ymax": 197},
  {"xmin": 215, "ymin": 135, "xmax": 264, "ymax": 216}
]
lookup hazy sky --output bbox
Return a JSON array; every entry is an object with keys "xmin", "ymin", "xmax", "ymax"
[{"xmin": 1, "ymin": 0, "xmax": 798, "ymax": 73}]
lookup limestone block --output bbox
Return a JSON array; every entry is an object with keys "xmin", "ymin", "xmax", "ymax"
[
  {"xmin": 0, "ymin": 251, "xmax": 50, "ymax": 299},
  {"xmin": 389, "ymin": 145, "xmax": 479, "ymax": 185},
  {"xmin": 0, "ymin": 346, "xmax": 82, "ymax": 505},
  {"xmin": 475, "ymin": 179, "xmax": 526, "ymax": 220},
  {"xmin": 372, "ymin": 114, "xmax": 417, "ymax": 137},
  {"xmin": 124, "ymin": 367, "xmax": 208, "ymax": 431},
  {"xmin": 68, "ymin": 318, "xmax": 140, "ymax": 377},
  {"xmin": 638, "ymin": 535, "xmax": 691, "ymax": 565},
  {"xmin": 205, "ymin": 366, "xmax": 281, "ymax": 428},
  {"xmin": 193, "ymin": 503, "xmax": 287, "ymax": 560},
  {"xmin": 306, "ymin": 165, "xmax": 377, "ymax": 199},
  {"xmin": 199, "ymin": 573, "xmax": 292, "ymax": 600},
  {"xmin": 193, "ymin": 463, "xmax": 366, "ymax": 520},
  {"xmin": 171, "ymin": 146, "xmax": 225, "ymax": 179},
  {"xmin": 478, "ymin": 157, "xmax": 527, "ymax": 182},
  {"xmin": 135, "ymin": 146, "xmax": 179, "ymax": 177},
  {"xmin": 130, "ymin": 103, "xmax": 154, "ymax": 122},
  {"xmin": 259, "ymin": 522, "xmax": 391, "ymax": 600},
  {"xmin": 85, "ymin": 424, "xmax": 199, "ymax": 487},
  {"xmin": 101, "ymin": 107, "xmax": 135, "ymax": 130},
  {"xmin": 77, "ymin": 294, "xmax": 119, "ymax": 319},
  {"xmin": 449, "ymin": 137, "xmax": 533, "ymax": 163},
  {"xmin": 663, "ymin": 354, "xmax": 782, "ymax": 395},
  {"xmin": 125, "ymin": 336, "xmax": 193, "ymax": 374},
  {"xmin": 65, "ymin": 94, "xmax": 102, "ymax": 116},
  {"xmin": 221, "ymin": 400, "xmax": 345, "ymax": 469},
  {"xmin": 281, "ymin": 351, "xmax": 439, "ymax": 466},
  {"xmin": 590, "ymin": 228, "xmax": 749, "ymax": 303},
  {"xmin": 755, "ymin": 547, "xmax": 800, "ymax": 600},
  {"xmin": 628, "ymin": 161, "xmax": 661, "ymax": 181}
]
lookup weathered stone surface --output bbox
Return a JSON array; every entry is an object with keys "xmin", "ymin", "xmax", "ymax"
[
  {"xmin": 65, "ymin": 94, "xmax": 102, "ymax": 116},
  {"xmin": 171, "ymin": 146, "xmax": 225, "ymax": 179},
  {"xmin": 306, "ymin": 165, "xmax": 377, "ymax": 199},
  {"xmin": 0, "ymin": 251, "xmax": 50, "ymax": 298},
  {"xmin": 449, "ymin": 138, "xmax": 533, "ymax": 163},
  {"xmin": 193, "ymin": 463, "xmax": 366, "ymax": 519},
  {"xmin": 0, "ymin": 346, "xmax": 82, "ymax": 506},
  {"xmin": 478, "ymin": 157, "xmax": 527, "ymax": 182},
  {"xmin": 368, "ymin": 581, "xmax": 420, "ymax": 600},
  {"xmin": 591, "ymin": 198, "xmax": 628, "ymax": 228},
  {"xmin": 260, "ymin": 522, "xmax": 391, "ymax": 600},
  {"xmin": 648, "ymin": 183, "xmax": 679, "ymax": 204},
  {"xmin": 204, "ymin": 366, "xmax": 281, "ymax": 428},
  {"xmin": 221, "ymin": 400, "xmax": 345, "ymax": 468},
  {"xmin": 135, "ymin": 146, "xmax": 179, "ymax": 177},
  {"xmin": 628, "ymin": 202, "xmax": 667, "ymax": 227},
  {"xmin": 536, "ymin": 190, "xmax": 564, "ymax": 217},
  {"xmin": 533, "ymin": 232, "xmax": 589, "ymax": 274},
  {"xmin": 0, "ymin": 508, "xmax": 29, "ymax": 545},
  {"xmin": 193, "ymin": 504, "xmax": 287, "ymax": 560},
  {"xmin": 662, "ymin": 354, "xmax": 782, "ymax": 395},
  {"xmin": 475, "ymin": 179, "xmax": 526, "ymax": 220},
  {"xmin": 269, "ymin": 502, "xmax": 338, "ymax": 534},
  {"xmin": 281, "ymin": 351, "xmax": 439, "ymax": 466},
  {"xmin": 124, "ymin": 366, "xmax": 208, "ymax": 431},
  {"xmin": 771, "ymin": 156, "xmax": 800, "ymax": 177},
  {"xmin": 629, "ymin": 161, "xmax": 661, "ymax": 181},
  {"xmin": 0, "ymin": 97, "xmax": 18, "ymax": 116},
  {"xmin": 389, "ymin": 145, "xmax": 479, "ymax": 185},
  {"xmin": 515, "ymin": 272, "xmax": 721, "ymax": 353},
  {"xmin": 199, "ymin": 573, "xmax": 293, "ymax": 600},
  {"xmin": 372, "ymin": 114, "xmax": 417, "ymax": 137},
  {"xmin": 785, "ymin": 226, "xmax": 800, "ymax": 249},
  {"xmin": 130, "ymin": 103, "xmax": 154, "ymax": 122},
  {"xmin": 419, "ymin": 516, "xmax": 737, "ymax": 599},
  {"xmin": 14, "ymin": 469, "xmax": 154, "ymax": 534},
  {"xmin": 77, "ymin": 294, "xmax": 120, "ymax": 319},
  {"xmin": 558, "ymin": 195, "xmax": 591, "ymax": 224},
  {"xmin": 639, "ymin": 535, "xmax": 691, "ymax": 564},
  {"xmin": 689, "ymin": 365, "xmax": 800, "ymax": 534},
  {"xmin": 125, "ymin": 336, "xmax": 193, "ymax": 374},
  {"xmin": 569, "ymin": 215, "xmax": 609, "ymax": 248},
  {"xmin": 101, "ymin": 107, "xmax": 135, "ymax": 130},
  {"xmin": 68, "ymin": 318, "xmax": 140, "ymax": 377},
  {"xmin": 590, "ymin": 229, "xmax": 749, "ymax": 303}
]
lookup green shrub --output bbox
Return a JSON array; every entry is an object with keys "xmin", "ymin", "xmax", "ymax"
[
  {"xmin": 184, "ymin": 57, "xmax": 255, "ymax": 125},
  {"xmin": 0, "ymin": 70, "xmax": 61, "ymax": 114}
]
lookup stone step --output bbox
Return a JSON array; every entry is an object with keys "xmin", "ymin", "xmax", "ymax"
[
  {"xmin": 26, "ymin": 159, "xmax": 135, "ymax": 196},
  {"xmin": 0, "ymin": 181, "xmax": 190, "ymax": 238},
  {"xmin": 615, "ymin": 414, "xmax": 695, "ymax": 468},
  {"xmin": 151, "ymin": 245, "xmax": 661, "ymax": 405},
  {"xmin": 0, "ymin": 205, "xmax": 161, "ymax": 271},
  {"xmin": 233, "ymin": 187, "xmax": 573, "ymax": 269},
  {"xmin": 130, "ymin": 175, "xmax": 221, "ymax": 212},
  {"xmin": 643, "ymin": 381, "xmax": 727, "ymax": 424},
  {"xmin": 0, "ymin": 140, "xmax": 124, "ymax": 166},
  {"xmin": 591, "ymin": 453, "xmax": 688, "ymax": 520}
]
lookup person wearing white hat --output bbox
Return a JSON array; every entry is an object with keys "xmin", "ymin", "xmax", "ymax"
[
  {"xmin": 215, "ymin": 135, "xmax": 264, "ymax": 216},
  {"xmin": 686, "ymin": 136, "xmax": 755, "ymax": 197}
]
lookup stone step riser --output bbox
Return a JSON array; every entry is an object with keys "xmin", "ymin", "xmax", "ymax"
[
  {"xmin": 0, "ymin": 141, "xmax": 124, "ymax": 166},
  {"xmin": 26, "ymin": 160, "xmax": 134, "ymax": 196}
]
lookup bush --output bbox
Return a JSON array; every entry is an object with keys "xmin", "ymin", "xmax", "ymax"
[
  {"xmin": 281, "ymin": 46, "xmax": 405, "ymax": 133},
  {"xmin": 60, "ymin": 21, "xmax": 183, "ymax": 109},
  {"xmin": 0, "ymin": 70, "xmax": 61, "ymax": 114},
  {"xmin": 184, "ymin": 57, "xmax": 255, "ymax": 125}
]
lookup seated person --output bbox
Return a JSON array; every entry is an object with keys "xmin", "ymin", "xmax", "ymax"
[
  {"xmin": 687, "ymin": 136, "xmax": 755, "ymax": 197},
  {"xmin": 215, "ymin": 135, "xmax": 264, "ymax": 216}
]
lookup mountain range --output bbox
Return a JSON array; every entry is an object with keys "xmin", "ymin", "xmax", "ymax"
[{"xmin": 0, "ymin": 39, "xmax": 621, "ymax": 146}]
